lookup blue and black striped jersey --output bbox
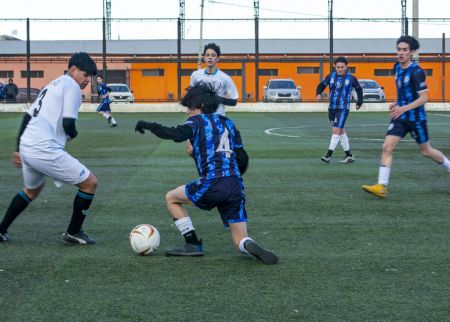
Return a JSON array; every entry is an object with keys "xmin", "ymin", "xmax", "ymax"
[
  {"xmin": 97, "ymin": 83, "xmax": 110, "ymax": 96},
  {"xmin": 394, "ymin": 61, "xmax": 428, "ymax": 122},
  {"xmin": 184, "ymin": 114, "xmax": 243, "ymax": 180},
  {"xmin": 319, "ymin": 72, "xmax": 361, "ymax": 110}
]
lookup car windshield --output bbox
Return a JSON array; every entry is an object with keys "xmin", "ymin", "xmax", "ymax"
[
  {"xmin": 268, "ymin": 81, "xmax": 296, "ymax": 89},
  {"xmin": 109, "ymin": 85, "xmax": 129, "ymax": 92},
  {"xmin": 360, "ymin": 81, "xmax": 379, "ymax": 89}
]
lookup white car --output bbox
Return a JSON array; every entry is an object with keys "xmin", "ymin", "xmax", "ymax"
[
  {"xmin": 108, "ymin": 83, "xmax": 135, "ymax": 103},
  {"xmin": 263, "ymin": 79, "xmax": 302, "ymax": 103},
  {"xmin": 352, "ymin": 79, "xmax": 386, "ymax": 103}
]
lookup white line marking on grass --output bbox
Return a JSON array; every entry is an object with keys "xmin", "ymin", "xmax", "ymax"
[
  {"xmin": 430, "ymin": 113, "xmax": 450, "ymax": 117},
  {"xmin": 265, "ymin": 122, "xmax": 450, "ymax": 142}
]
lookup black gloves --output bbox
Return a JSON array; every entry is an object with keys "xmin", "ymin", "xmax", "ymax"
[{"xmin": 135, "ymin": 120, "xmax": 156, "ymax": 134}]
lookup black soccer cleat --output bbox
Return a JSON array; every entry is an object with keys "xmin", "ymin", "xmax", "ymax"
[
  {"xmin": 62, "ymin": 231, "xmax": 96, "ymax": 245},
  {"xmin": 165, "ymin": 242, "xmax": 204, "ymax": 256},
  {"xmin": 244, "ymin": 240, "xmax": 279, "ymax": 265},
  {"xmin": 0, "ymin": 232, "xmax": 10, "ymax": 242},
  {"xmin": 320, "ymin": 156, "xmax": 331, "ymax": 163}
]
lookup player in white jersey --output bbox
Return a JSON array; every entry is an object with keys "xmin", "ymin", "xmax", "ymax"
[
  {"xmin": 190, "ymin": 43, "xmax": 239, "ymax": 116},
  {"xmin": 0, "ymin": 52, "xmax": 98, "ymax": 244}
]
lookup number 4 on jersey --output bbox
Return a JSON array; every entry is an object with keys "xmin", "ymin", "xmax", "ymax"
[{"xmin": 216, "ymin": 128, "xmax": 233, "ymax": 158}]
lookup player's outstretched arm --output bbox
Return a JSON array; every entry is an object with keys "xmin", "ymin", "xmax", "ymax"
[
  {"xmin": 234, "ymin": 147, "xmax": 249, "ymax": 175},
  {"xmin": 135, "ymin": 120, "xmax": 193, "ymax": 142},
  {"xmin": 219, "ymin": 96, "xmax": 237, "ymax": 106}
]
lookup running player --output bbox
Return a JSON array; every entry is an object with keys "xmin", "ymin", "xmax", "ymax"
[
  {"xmin": 134, "ymin": 83, "xmax": 278, "ymax": 265},
  {"xmin": 190, "ymin": 43, "xmax": 239, "ymax": 115},
  {"xmin": 362, "ymin": 36, "xmax": 450, "ymax": 198},
  {"xmin": 0, "ymin": 52, "xmax": 98, "ymax": 244},
  {"xmin": 96, "ymin": 75, "xmax": 118, "ymax": 127},
  {"xmin": 316, "ymin": 56, "xmax": 363, "ymax": 163}
]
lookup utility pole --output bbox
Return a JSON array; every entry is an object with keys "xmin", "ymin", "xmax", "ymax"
[
  {"xmin": 105, "ymin": 0, "xmax": 111, "ymax": 40},
  {"xmin": 179, "ymin": 0, "xmax": 185, "ymax": 39},
  {"xmin": 197, "ymin": 0, "xmax": 205, "ymax": 70},
  {"xmin": 328, "ymin": 0, "xmax": 333, "ymax": 74},
  {"xmin": 412, "ymin": 0, "xmax": 419, "ymax": 60},
  {"xmin": 254, "ymin": 0, "xmax": 260, "ymax": 102},
  {"xmin": 401, "ymin": 0, "xmax": 408, "ymax": 35}
]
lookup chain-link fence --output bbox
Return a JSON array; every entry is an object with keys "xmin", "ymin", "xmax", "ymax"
[{"xmin": 1, "ymin": 15, "xmax": 450, "ymax": 102}]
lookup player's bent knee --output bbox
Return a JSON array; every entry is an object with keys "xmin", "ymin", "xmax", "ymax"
[
  {"xmin": 23, "ymin": 185, "xmax": 44, "ymax": 200},
  {"xmin": 78, "ymin": 173, "xmax": 97, "ymax": 192}
]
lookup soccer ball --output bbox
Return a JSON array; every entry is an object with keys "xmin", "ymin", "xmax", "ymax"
[{"xmin": 129, "ymin": 224, "xmax": 160, "ymax": 256}]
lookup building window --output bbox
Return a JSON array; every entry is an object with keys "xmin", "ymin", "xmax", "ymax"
[
  {"xmin": 0, "ymin": 70, "xmax": 14, "ymax": 78},
  {"xmin": 222, "ymin": 69, "xmax": 242, "ymax": 76},
  {"xmin": 258, "ymin": 69, "xmax": 278, "ymax": 76},
  {"xmin": 142, "ymin": 69, "xmax": 164, "ymax": 76},
  {"xmin": 374, "ymin": 69, "xmax": 395, "ymax": 76},
  {"xmin": 21, "ymin": 70, "xmax": 44, "ymax": 78},
  {"xmin": 348, "ymin": 67, "xmax": 356, "ymax": 74},
  {"xmin": 424, "ymin": 69, "xmax": 433, "ymax": 76},
  {"xmin": 181, "ymin": 69, "xmax": 196, "ymax": 76},
  {"xmin": 297, "ymin": 67, "xmax": 320, "ymax": 74}
]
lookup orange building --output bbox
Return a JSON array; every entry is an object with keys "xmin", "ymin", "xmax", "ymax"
[{"xmin": 1, "ymin": 38, "xmax": 449, "ymax": 102}]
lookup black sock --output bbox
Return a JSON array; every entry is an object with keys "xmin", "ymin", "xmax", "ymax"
[
  {"xmin": 183, "ymin": 230, "xmax": 201, "ymax": 245},
  {"xmin": 326, "ymin": 149, "xmax": 334, "ymax": 157},
  {"xmin": 345, "ymin": 150, "xmax": 352, "ymax": 157},
  {"xmin": 0, "ymin": 191, "xmax": 32, "ymax": 234},
  {"xmin": 67, "ymin": 190, "xmax": 94, "ymax": 235}
]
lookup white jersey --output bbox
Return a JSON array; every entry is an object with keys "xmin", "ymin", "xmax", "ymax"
[
  {"xmin": 20, "ymin": 74, "xmax": 82, "ymax": 157},
  {"xmin": 190, "ymin": 68, "xmax": 239, "ymax": 115}
]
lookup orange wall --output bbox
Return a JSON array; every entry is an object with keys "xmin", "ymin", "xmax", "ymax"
[{"xmin": 3, "ymin": 58, "xmax": 450, "ymax": 102}]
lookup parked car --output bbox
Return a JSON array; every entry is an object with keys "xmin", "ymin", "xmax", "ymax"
[
  {"xmin": 353, "ymin": 79, "xmax": 386, "ymax": 103},
  {"xmin": 16, "ymin": 88, "xmax": 41, "ymax": 103},
  {"xmin": 263, "ymin": 79, "xmax": 301, "ymax": 103},
  {"xmin": 108, "ymin": 83, "xmax": 135, "ymax": 103}
]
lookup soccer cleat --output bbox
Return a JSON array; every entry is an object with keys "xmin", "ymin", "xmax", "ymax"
[
  {"xmin": 111, "ymin": 123, "xmax": 118, "ymax": 127},
  {"xmin": 339, "ymin": 155, "xmax": 355, "ymax": 163},
  {"xmin": 165, "ymin": 242, "xmax": 204, "ymax": 256},
  {"xmin": 0, "ymin": 232, "xmax": 9, "ymax": 242},
  {"xmin": 244, "ymin": 240, "xmax": 279, "ymax": 265},
  {"xmin": 62, "ymin": 231, "xmax": 96, "ymax": 245},
  {"xmin": 362, "ymin": 184, "xmax": 388, "ymax": 198},
  {"xmin": 320, "ymin": 156, "xmax": 331, "ymax": 163}
]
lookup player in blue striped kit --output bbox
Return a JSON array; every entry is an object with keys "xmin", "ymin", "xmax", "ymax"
[
  {"xmin": 362, "ymin": 36, "xmax": 450, "ymax": 198},
  {"xmin": 96, "ymin": 75, "xmax": 117, "ymax": 127},
  {"xmin": 135, "ymin": 83, "xmax": 278, "ymax": 264},
  {"xmin": 316, "ymin": 57, "xmax": 363, "ymax": 163}
]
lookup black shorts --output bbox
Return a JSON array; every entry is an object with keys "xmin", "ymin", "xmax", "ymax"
[
  {"xmin": 328, "ymin": 109, "xmax": 349, "ymax": 128},
  {"xmin": 185, "ymin": 176, "xmax": 247, "ymax": 227},
  {"xmin": 387, "ymin": 119, "xmax": 429, "ymax": 144},
  {"xmin": 97, "ymin": 99, "xmax": 111, "ymax": 112}
]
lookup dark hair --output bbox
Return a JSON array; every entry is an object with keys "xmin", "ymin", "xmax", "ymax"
[
  {"xmin": 396, "ymin": 35, "xmax": 420, "ymax": 51},
  {"xmin": 68, "ymin": 52, "xmax": 97, "ymax": 76},
  {"xmin": 181, "ymin": 83, "xmax": 220, "ymax": 114},
  {"xmin": 97, "ymin": 75, "xmax": 103, "ymax": 79},
  {"xmin": 203, "ymin": 43, "xmax": 221, "ymax": 57},
  {"xmin": 334, "ymin": 56, "xmax": 348, "ymax": 65}
]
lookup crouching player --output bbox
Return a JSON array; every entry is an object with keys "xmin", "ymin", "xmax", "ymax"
[{"xmin": 135, "ymin": 83, "xmax": 278, "ymax": 264}]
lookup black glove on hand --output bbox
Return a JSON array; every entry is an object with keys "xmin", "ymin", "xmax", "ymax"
[{"xmin": 135, "ymin": 120, "xmax": 155, "ymax": 134}]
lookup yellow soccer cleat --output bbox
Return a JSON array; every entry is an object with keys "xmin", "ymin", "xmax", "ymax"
[{"xmin": 362, "ymin": 184, "xmax": 388, "ymax": 198}]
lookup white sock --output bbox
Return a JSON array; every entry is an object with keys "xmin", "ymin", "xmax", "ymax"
[
  {"xmin": 439, "ymin": 156, "xmax": 450, "ymax": 172},
  {"xmin": 378, "ymin": 166, "xmax": 391, "ymax": 186},
  {"xmin": 239, "ymin": 237, "xmax": 253, "ymax": 254},
  {"xmin": 339, "ymin": 133, "xmax": 350, "ymax": 151},
  {"xmin": 328, "ymin": 134, "xmax": 340, "ymax": 151},
  {"xmin": 174, "ymin": 217, "xmax": 194, "ymax": 236},
  {"xmin": 110, "ymin": 117, "xmax": 117, "ymax": 125}
]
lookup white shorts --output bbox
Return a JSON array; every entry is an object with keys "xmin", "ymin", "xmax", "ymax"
[{"xmin": 20, "ymin": 151, "xmax": 90, "ymax": 189}]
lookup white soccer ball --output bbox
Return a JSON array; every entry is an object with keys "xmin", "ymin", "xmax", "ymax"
[{"xmin": 129, "ymin": 224, "xmax": 160, "ymax": 256}]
